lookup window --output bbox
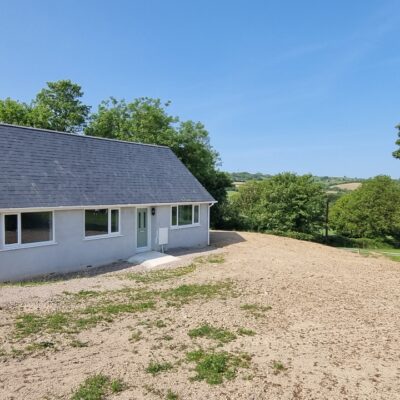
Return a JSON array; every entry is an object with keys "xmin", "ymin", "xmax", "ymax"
[
  {"xmin": 171, "ymin": 205, "xmax": 200, "ymax": 227},
  {"xmin": 193, "ymin": 205, "xmax": 199, "ymax": 224},
  {"xmin": 4, "ymin": 214, "xmax": 18, "ymax": 245},
  {"xmin": 3, "ymin": 211, "xmax": 53, "ymax": 247},
  {"xmin": 85, "ymin": 209, "xmax": 120, "ymax": 238}
]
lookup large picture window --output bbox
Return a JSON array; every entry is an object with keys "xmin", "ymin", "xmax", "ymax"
[
  {"xmin": 171, "ymin": 204, "xmax": 200, "ymax": 228},
  {"xmin": 85, "ymin": 209, "xmax": 120, "ymax": 238},
  {"xmin": 3, "ymin": 211, "xmax": 53, "ymax": 247}
]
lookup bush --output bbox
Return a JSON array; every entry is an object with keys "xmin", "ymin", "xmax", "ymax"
[
  {"xmin": 330, "ymin": 176, "xmax": 400, "ymax": 239},
  {"xmin": 231, "ymin": 173, "xmax": 326, "ymax": 234}
]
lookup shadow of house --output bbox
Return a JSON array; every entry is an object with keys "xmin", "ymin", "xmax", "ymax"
[{"xmin": 210, "ymin": 230, "xmax": 246, "ymax": 248}]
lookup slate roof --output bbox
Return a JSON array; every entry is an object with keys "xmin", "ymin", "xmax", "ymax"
[{"xmin": 0, "ymin": 124, "xmax": 215, "ymax": 209}]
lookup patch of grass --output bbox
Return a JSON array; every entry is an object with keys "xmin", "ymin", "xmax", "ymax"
[
  {"xmin": 237, "ymin": 327, "xmax": 256, "ymax": 336},
  {"xmin": 110, "ymin": 379, "xmax": 125, "ymax": 393},
  {"xmin": 155, "ymin": 319, "xmax": 167, "ymax": 328},
  {"xmin": 0, "ymin": 278, "xmax": 62, "ymax": 287},
  {"xmin": 272, "ymin": 360, "xmax": 287, "ymax": 374},
  {"xmin": 188, "ymin": 324, "xmax": 236, "ymax": 343},
  {"xmin": 129, "ymin": 330, "xmax": 143, "ymax": 342},
  {"xmin": 162, "ymin": 281, "xmax": 233, "ymax": 305},
  {"xmin": 162, "ymin": 335, "xmax": 174, "ymax": 341},
  {"xmin": 15, "ymin": 301, "xmax": 155, "ymax": 338},
  {"xmin": 146, "ymin": 361, "xmax": 173, "ymax": 375},
  {"xmin": 123, "ymin": 263, "xmax": 197, "ymax": 283},
  {"xmin": 240, "ymin": 303, "xmax": 272, "ymax": 317},
  {"xmin": 166, "ymin": 389, "xmax": 179, "ymax": 400},
  {"xmin": 25, "ymin": 341, "xmax": 55, "ymax": 352},
  {"xmin": 71, "ymin": 374, "xmax": 125, "ymax": 400},
  {"xmin": 70, "ymin": 339, "xmax": 89, "ymax": 348},
  {"xmin": 186, "ymin": 349, "xmax": 251, "ymax": 385},
  {"xmin": 206, "ymin": 254, "xmax": 225, "ymax": 264},
  {"xmin": 71, "ymin": 290, "xmax": 102, "ymax": 299}
]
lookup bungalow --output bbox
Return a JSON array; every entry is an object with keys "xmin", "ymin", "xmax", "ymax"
[{"xmin": 0, "ymin": 123, "xmax": 215, "ymax": 281}]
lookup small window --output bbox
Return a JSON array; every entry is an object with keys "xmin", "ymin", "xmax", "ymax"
[
  {"xmin": 111, "ymin": 209, "xmax": 119, "ymax": 233},
  {"xmin": 193, "ymin": 205, "xmax": 199, "ymax": 224},
  {"xmin": 85, "ymin": 209, "xmax": 120, "ymax": 237},
  {"xmin": 171, "ymin": 206, "xmax": 177, "ymax": 226},
  {"xmin": 4, "ymin": 214, "xmax": 18, "ymax": 245}
]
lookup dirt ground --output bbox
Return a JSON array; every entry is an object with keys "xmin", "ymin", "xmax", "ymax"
[{"xmin": 1, "ymin": 231, "xmax": 399, "ymax": 400}]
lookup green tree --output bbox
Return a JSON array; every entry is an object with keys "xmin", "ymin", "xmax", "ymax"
[
  {"xmin": 393, "ymin": 123, "xmax": 400, "ymax": 159},
  {"xmin": 86, "ymin": 97, "xmax": 231, "ymax": 226},
  {"xmin": 30, "ymin": 80, "xmax": 90, "ymax": 133},
  {"xmin": 0, "ymin": 98, "xmax": 31, "ymax": 125},
  {"xmin": 330, "ymin": 175, "xmax": 400, "ymax": 239},
  {"xmin": 232, "ymin": 173, "xmax": 326, "ymax": 234},
  {"xmin": 0, "ymin": 80, "xmax": 90, "ymax": 133}
]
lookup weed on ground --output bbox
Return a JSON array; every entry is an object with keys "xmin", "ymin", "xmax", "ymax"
[
  {"xmin": 240, "ymin": 303, "xmax": 272, "ymax": 318},
  {"xmin": 188, "ymin": 324, "xmax": 237, "ymax": 343},
  {"xmin": 71, "ymin": 374, "xmax": 125, "ymax": 400},
  {"xmin": 186, "ymin": 349, "xmax": 251, "ymax": 385}
]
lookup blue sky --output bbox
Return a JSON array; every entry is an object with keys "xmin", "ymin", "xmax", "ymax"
[{"xmin": 1, "ymin": 1, "xmax": 399, "ymax": 178}]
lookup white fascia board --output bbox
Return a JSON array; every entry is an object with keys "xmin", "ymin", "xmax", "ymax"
[{"xmin": 0, "ymin": 201, "xmax": 218, "ymax": 214}]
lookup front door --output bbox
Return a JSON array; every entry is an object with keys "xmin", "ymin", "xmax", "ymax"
[{"xmin": 137, "ymin": 208, "xmax": 148, "ymax": 249}]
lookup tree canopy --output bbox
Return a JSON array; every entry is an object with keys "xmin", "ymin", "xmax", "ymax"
[
  {"xmin": 231, "ymin": 173, "xmax": 326, "ymax": 234},
  {"xmin": 0, "ymin": 80, "xmax": 90, "ymax": 133},
  {"xmin": 330, "ymin": 175, "xmax": 400, "ymax": 239}
]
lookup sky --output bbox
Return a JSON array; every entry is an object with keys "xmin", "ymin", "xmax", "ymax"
[{"xmin": 1, "ymin": 0, "xmax": 399, "ymax": 178}]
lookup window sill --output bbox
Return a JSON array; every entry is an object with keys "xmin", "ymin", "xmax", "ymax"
[
  {"xmin": 83, "ymin": 233, "xmax": 123, "ymax": 241},
  {"xmin": 170, "ymin": 224, "xmax": 201, "ymax": 230},
  {"xmin": 0, "ymin": 241, "xmax": 57, "ymax": 252}
]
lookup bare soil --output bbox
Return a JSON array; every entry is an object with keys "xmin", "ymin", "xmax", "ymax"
[{"xmin": 0, "ymin": 231, "xmax": 399, "ymax": 399}]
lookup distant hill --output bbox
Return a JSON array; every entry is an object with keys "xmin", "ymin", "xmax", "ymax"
[{"xmin": 227, "ymin": 172, "xmax": 364, "ymax": 193}]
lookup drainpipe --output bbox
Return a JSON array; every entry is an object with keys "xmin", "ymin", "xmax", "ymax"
[{"xmin": 208, "ymin": 203, "xmax": 214, "ymax": 246}]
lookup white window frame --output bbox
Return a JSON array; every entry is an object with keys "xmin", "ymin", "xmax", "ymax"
[
  {"xmin": 1, "ymin": 211, "xmax": 56, "ymax": 250},
  {"xmin": 170, "ymin": 204, "xmax": 200, "ymax": 229},
  {"xmin": 84, "ymin": 208, "xmax": 121, "ymax": 240}
]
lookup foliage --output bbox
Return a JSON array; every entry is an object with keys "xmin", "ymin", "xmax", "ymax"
[
  {"xmin": 30, "ymin": 80, "xmax": 90, "ymax": 133},
  {"xmin": 0, "ymin": 80, "xmax": 90, "ymax": 133},
  {"xmin": 85, "ymin": 97, "xmax": 231, "ymax": 226},
  {"xmin": 393, "ymin": 123, "xmax": 400, "ymax": 159},
  {"xmin": 330, "ymin": 176, "xmax": 400, "ymax": 239},
  {"xmin": 0, "ymin": 98, "xmax": 31, "ymax": 125},
  {"xmin": 231, "ymin": 173, "xmax": 326, "ymax": 234}
]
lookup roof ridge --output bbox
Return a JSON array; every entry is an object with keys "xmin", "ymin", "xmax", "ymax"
[{"xmin": 0, "ymin": 122, "xmax": 170, "ymax": 149}]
